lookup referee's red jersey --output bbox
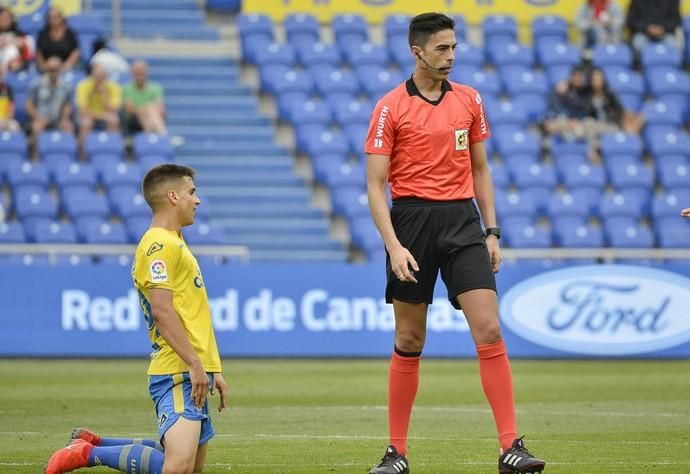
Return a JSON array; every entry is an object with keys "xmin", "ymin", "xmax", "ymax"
[{"xmin": 364, "ymin": 78, "xmax": 491, "ymax": 201}]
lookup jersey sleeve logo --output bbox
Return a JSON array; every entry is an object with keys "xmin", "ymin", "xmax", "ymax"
[
  {"xmin": 146, "ymin": 242, "xmax": 164, "ymax": 256},
  {"xmin": 150, "ymin": 259, "xmax": 168, "ymax": 282},
  {"xmin": 455, "ymin": 129, "xmax": 469, "ymax": 151},
  {"xmin": 373, "ymin": 104, "xmax": 390, "ymax": 148}
]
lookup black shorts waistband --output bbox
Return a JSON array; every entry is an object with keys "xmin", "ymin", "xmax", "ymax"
[{"xmin": 392, "ymin": 197, "xmax": 473, "ymax": 207}]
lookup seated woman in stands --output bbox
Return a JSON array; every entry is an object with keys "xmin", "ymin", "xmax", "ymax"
[
  {"xmin": 0, "ymin": 7, "xmax": 35, "ymax": 72},
  {"xmin": 36, "ymin": 6, "xmax": 80, "ymax": 72},
  {"xmin": 584, "ymin": 67, "xmax": 644, "ymax": 138}
]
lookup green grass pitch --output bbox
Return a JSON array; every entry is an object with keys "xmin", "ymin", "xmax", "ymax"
[{"xmin": 1, "ymin": 359, "xmax": 689, "ymax": 473}]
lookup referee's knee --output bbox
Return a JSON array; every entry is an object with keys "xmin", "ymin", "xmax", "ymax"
[{"xmin": 394, "ymin": 333, "xmax": 425, "ymax": 353}]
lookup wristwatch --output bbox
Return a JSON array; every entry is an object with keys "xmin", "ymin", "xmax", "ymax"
[{"xmin": 484, "ymin": 227, "xmax": 501, "ymax": 240}]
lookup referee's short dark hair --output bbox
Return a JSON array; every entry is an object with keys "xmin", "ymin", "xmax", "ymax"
[
  {"xmin": 408, "ymin": 12, "xmax": 455, "ymax": 48},
  {"xmin": 142, "ymin": 163, "xmax": 196, "ymax": 210}
]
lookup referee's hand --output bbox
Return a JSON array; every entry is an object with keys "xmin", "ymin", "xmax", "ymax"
[
  {"xmin": 486, "ymin": 236, "xmax": 502, "ymax": 273},
  {"xmin": 389, "ymin": 244, "xmax": 419, "ymax": 284},
  {"xmin": 682, "ymin": 208, "xmax": 690, "ymax": 217}
]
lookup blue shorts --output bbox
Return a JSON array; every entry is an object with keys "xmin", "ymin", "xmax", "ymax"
[{"xmin": 148, "ymin": 372, "xmax": 215, "ymax": 446}]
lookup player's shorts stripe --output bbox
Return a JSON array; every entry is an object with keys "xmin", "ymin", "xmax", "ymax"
[
  {"xmin": 118, "ymin": 445, "xmax": 133, "ymax": 471},
  {"xmin": 141, "ymin": 445, "xmax": 152, "ymax": 473},
  {"xmin": 172, "ymin": 373, "xmax": 185, "ymax": 414}
]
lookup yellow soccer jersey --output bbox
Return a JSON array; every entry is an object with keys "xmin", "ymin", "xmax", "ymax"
[{"xmin": 132, "ymin": 227, "xmax": 222, "ymax": 375}]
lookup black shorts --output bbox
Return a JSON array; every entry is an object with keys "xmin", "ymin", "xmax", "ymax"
[
  {"xmin": 385, "ymin": 197, "xmax": 496, "ymax": 310},
  {"xmin": 127, "ymin": 115, "xmax": 143, "ymax": 133}
]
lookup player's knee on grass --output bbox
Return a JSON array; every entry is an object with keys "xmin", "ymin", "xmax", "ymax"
[{"xmin": 162, "ymin": 417, "xmax": 201, "ymax": 474}]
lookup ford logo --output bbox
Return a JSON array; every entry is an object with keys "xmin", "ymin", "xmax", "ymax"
[{"xmin": 500, "ymin": 265, "xmax": 690, "ymax": 355}]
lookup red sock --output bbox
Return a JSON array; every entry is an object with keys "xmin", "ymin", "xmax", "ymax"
[
  {"xmin": 477, "ymin": 340, "xmax": 517, "ymax": 451},
  {"xmin": 388, "ymin": 350, "xmax": 420, "ymax": 456}
]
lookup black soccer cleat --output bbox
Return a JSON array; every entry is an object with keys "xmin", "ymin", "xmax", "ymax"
[
  {"xmin": 498, "ymin": 436, "xmax": 545, "ymax": 473},
  {"xmin": 369, "ymin": 445, "xmax": 410, "ymax": 474}
]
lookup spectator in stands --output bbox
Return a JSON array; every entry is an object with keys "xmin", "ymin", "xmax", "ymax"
[
  {"xmin": 0, "ymin": 67, "xmax": 19, "ymax": 132},
  {"xmin": 25, "ymin": 56, "xmax": 74, "ymax": 136},
  {"xmin": 76, "ymin": 63, "xmax": 121, "ymax": 140},
  {"xmin": 626, "ymin": 0, "xmax": 681, "ymax": 54},
  {"xmin": 0, "ymin": 7, "xmax": 35, "ymax": 72},
  {"xmin": 543, "ymin": 65, "xmax": 589, "ymax": 141},
  {"xmin": 123, "ymin": 60, "xmax": 167, "ymax": 135},
  {"xmin": 575, "ymin": 0, "xmax": 624, "ymax": 48},
  {"xmin": 36, "ymin": 6, "xmax": 80, "ymax": 72},
  {"xmin": 90, "ymin": 38, "xmax": 130, "ymax": 77},
  {"xmin": 584, "ymin": 67, "xmax": 644, "ymax": 136}
]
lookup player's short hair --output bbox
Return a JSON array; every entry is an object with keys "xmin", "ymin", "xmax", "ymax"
[
  {"xmin": 142, "ymin": 163, "xmax": 196, "ymax": 210},
  {"xmin": 408, "ymin": 12, "xmax": 455, "ymax": 48}
]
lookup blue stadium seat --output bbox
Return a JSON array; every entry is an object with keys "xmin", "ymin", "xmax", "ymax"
[
  {"xmin": 53, "ymin": 162, "xmax": 98, "ymax": 191},
  {"xmin": 452, "ymin": 69, "xmax": 501, "ymax": 97},
  {"xmin": 560, "ymin": 162, "xmax": 607, "ymax": 192},
  {"xmin": 511, "ymin": 162, "xmax": 557, "ymax": 189},
  {"xmin": 385, "ymin": 15, "xmax": 411, "ymax": 45},
  {"xmin": 333, "ymin": 98, "xmax": 373, "ymax": 126},
  {"xmin": 84, "ymin": 132, "xmax": 125, "ymax": 160},
  {"xmin": 14, "ymin": 188, "xmax": 58, "ymax": 220},
  {"xmin": 284, "ymin": 13, "xmax": 320, "ymax": 49},
  {"xmin": 550, "ymin": 137, "xmax": 588, "ymax": 160},
  {"xmin": 318, "ymin": 160, "xmax": 366, "ymax": 189},
  {"xmin": 389, "ymin": 39, "xmax": 415, "ymax": 70},
  {"xmin": 520, "ymin": 186, "xmax": 551, "ymax": 215},
  {"xmin": 489, "ymin": 162, "xmax": 511, "ymax": 188},
  {"xmin": 641, "ymin": 99, "xmax": 684, "ymax": 128},
  {"xmin": 254, "ymin": 42, "xmax": 298, "ymax": 67},
  {"xmin": 454, "ymin": 41, "xmax": 484, "ymax": 68},
  {"xmin": 82, "ymin": 221, "xmax": 128, "ymax": 244},
  {"xmin": 349, "ymin": 216, "xmax": 382, "ymax": 258},
  {"xmin": 289, "ymin": 99, "xmax": 333, "ymax": 125},
  {"xmin": 501, "ymin": 216, "xmax": 535, "ymax": 237},
  {"xmin": 0, "ymin": 131, "xmax": 28, "ymax": 159},
  {"xmin": 297, "ymin": 42, "xmax": 342, "ymax": 68},
  {"xmin": 333, "ymin": 14, "xmax": 369, "ymax": 45},
  {"xmin": 313, "ymin": 67, "xmax": 360, "ymax": 96},
  {"xmin": 110, "ymin": 189, "xmax": 151, "ymax": 219},
  {"xmin": 344, "ymin": 42, "xmax": 390, "ymax": 67},
  {"xmin": 125, "ymin": 216, "xmax": 150, "ymax": 243},
  {"xmin": 547, "ymin": 192, "xmax": 591, "ymax": 219},
  {"xmin": 655, "ymin": 218, "xmax": 690, "ymax": 248},
  {"xmin": 5, "ymin": 70, "xmax": 38, "ymax": 94},
  {"xmin": 237, "ymin": 13, "xmax": 274, "ymax": 63},
  {"xmin": 276, "ymin": 91, "xmax": 310, "ymax": 121},
  {"xmin": 607, "ymin": 162, "xmax": 654, "ymax": 196},
  {"xmin": 332, "ymin": 186, "xmax": 370, "ymax": 218},
  {"xmin": 494, "ymin": 128, "xmax": 540, "ymax": 158},
  {"xmin": 355, "ymin": 67, "xmax": 403, "ymax": 100},
  {"xmin": 536, "ymin": 42, "xmax": 580, "ymax": 69},
  {"xmin": 504, "ymin": 224, "xmax": 552, "ymax": 248},
  {"xmin": 645, "ymin": 127, "xmax": 690, "ymax": 157},
  {"xmin": 605, "ymin": 221, "xmax": 654, "ymax": 248},
  {"xmin": 646, "ymin": 67, "xmax": 690, "ymax": 98},
  {"xmin": 641, "ymin": 42, "xmax": 682, "ymax": 70},
  {"xmin": 343, "ymin": 123, "xmax": 368, "ymax": 156},
  {"xmin": 311, "ymin": 154, "xmax": 348, "ymax": 184},
  {"xmin": 651, "ymin": 190, "xmax": 687, "ymax": 219},
  {"xmin": 99, "ymin": 161, "xmax": 144, "ymax": 189},
  {"xmin": 133, "ymin": 133, "xmax": 174, "ymax": 160},
  {"xmin": 37, "ymin": 131, "xmax": 77, "ymax": 160},
  {"xmin": 62, "ymin": 188, "xmax": 111, "ymax": 220},
  {"xmin": 0, "ymin": 222, "xmax": 26, "ymax": 243},
  {"xmin": 60, "ymin": 70, "xmax": 87, "ymax": 90},
  {"xmin": 544, "ymin": 64, "xmax": 572, "ymax": 88},
  {"xmin": 532, "ymin": 15, "xmax": 568, "ymax": 47},
  {"xmin": 18, "ymin": 12, "xmax": 44, "ymax": 36},
  {"xmin": 305, "ymin": 129, "xmax": 350, "ymax": 157},
  {"xmin": 488, "ymin": 99, "xmax": 529, "ymax": 128},
  {"xmin": 6, "ymin": 161, "xmax": 50, "ymax": 189},
  {"xmin": 482, "ymin": 15, "xmax": 518, "ymax": 50},
  {"xmin": 599, "ymin": 131, "xmax": 643, "ymax": 161},
  {"xmin": 266, "ymin": 67, "xmax": 314, "ymax": 95},
  {"xmin": 295, "ymin": 124, "xmax": 327, "ymax": 153},
  {"xmin": 495, "ymin": 191, "xmax": 537, "ymax": 220},
  {"xmin": 552, "ymin": 153, "xmax": 588, "ymax": 177},
  {"xmin": 32, "ymin": 220, "xmax": 78, "ymax": 244},
  {"xmin": 139, "ymin": 155, "xmax": 167, "ymax": 171},
  {"xmin": 488, "ymin": 42, "xmax": 534, "ymax": 68},
  {"xmin": 501, "ymin": 67, "xmax": 548, "ymax": 96},
  {"xmin": 184, "ymin": 221, "xmax": 226, "ymax": 245},
  {"xmin": 555, "ymin": 222, "xmax": 604, "ymax": 248},
  {"xmin": 592, "ymin": 43, "xmax": 633, "ymax": 69},
  {"xmin": 605, "ymin": 68, "xmax": 644, "ymax": 97},
  {"xmin": 599, "ymin": 192, "xmax": 644, "ymax": 220},
  {"xmin": 657, "ymin": 160, "xmax": 690, "ymax": 189}
]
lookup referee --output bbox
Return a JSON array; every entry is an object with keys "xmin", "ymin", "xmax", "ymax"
[{"xmin": 364, "ymin": 13, "xmax": 545, "ymax": 474}]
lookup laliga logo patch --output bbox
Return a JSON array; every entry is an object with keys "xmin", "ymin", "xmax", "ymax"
[
  {"xmin": 150, "ymin": 260, "xmax": 168, "ymax": 282},
  {"xmin": 455, "ymin": 129, "xmax": 469, "ymax": 151}
]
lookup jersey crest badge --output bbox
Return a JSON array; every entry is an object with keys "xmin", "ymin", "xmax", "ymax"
[
  {"xmin": 455, "ymin": 129, "xmax": 469, "ymax": 151},
  {"xmin": 150, "ymin": 260, "xmax": 168, "ymax": 282},
  {"xmin": 146, "ymin": 242, "xmax": 163, "ymax": 256}
]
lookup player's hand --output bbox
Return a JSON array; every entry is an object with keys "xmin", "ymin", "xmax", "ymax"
[
  {"xmin": 486, "ymin": 236, "xmax": 502, "ymax": 273},
  {"xmin": 210, "ymin": 373, "xmax": 229, "ymax": 413},
  {"xmin": 189, "ymin": 361, "xmax": 209, "ymax": 409},
  {"xmin": 681, "ymin": 208, "xmax": 690, "ymax": 218},
  {"xmin": 388, "ymin": 243, "xmax": 419, "ymax": 284}
]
